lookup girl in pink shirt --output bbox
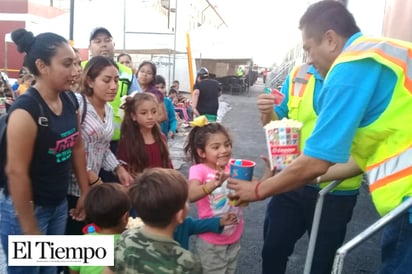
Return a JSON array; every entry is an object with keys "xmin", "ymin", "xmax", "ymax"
[{"xmin": 184, "ymin": 121, "xmax": 243, "ymax": 274}]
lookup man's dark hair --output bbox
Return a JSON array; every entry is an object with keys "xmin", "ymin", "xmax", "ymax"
[{"xmin": 299, "ymin": 0, "xmax": 360, "ymax": 42}]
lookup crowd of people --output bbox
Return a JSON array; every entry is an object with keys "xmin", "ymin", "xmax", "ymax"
[{"xmin": 1, "ymin": 1, "xmax": 412, "ymax": 274}]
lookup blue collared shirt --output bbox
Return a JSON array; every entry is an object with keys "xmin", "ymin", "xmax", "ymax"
[{"xmin": 304, "ymin": 32, "xmax": 396, "ymax": 164}]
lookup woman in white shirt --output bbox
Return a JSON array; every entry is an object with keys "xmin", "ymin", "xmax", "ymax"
[{"xmin": 66, "ymin": 56, "xmax": 133, "ymax": 235}]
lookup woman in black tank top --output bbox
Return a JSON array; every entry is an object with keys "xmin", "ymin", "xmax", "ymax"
[{"xmin": 0, "ymin": 28, "xmax": 89, "ymax": 274}]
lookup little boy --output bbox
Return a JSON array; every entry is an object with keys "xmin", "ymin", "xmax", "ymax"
[
  {"xmin": 105, "ymin": 168, "xmax": 202, "ymax": 274},
  {"xmin": 69, "ymin": 183, "xmax": 130, "ymax": 274}
]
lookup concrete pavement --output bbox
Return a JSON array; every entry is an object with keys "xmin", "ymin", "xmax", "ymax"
[{"xmin": 170, "ymin": 78, "xmax": 382, "ymax": 274}]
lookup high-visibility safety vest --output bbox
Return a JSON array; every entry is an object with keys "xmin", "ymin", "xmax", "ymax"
[
  {"xmin": 329, "ymin": 36, "xmax": 412, "ymax": 216},
  {"xmin": 81, "ymin": 61, "xmax": 133, "ymax": 140},
  {"xmin": 236, "ymin": 67, "xmax": 244, "ymax": 77},
  {"xmin": 288, "ymin": 64, "xmax": 363, "ymax": 193}
]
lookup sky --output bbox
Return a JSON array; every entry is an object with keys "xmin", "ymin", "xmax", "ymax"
[
  {"xmin": 25, "ymin": 0, "xmax": 387, "ymax": 68},
  {"xmin": 209, "ymin": 0, "xmax": 311, "ymax": 66},
  {"xmin": 208, "ymin": 0, "xmax": 387, "ymax": 66},
  {"xmin": 24, "ymin": 0, "xmax": 311, "ymax": 67}
]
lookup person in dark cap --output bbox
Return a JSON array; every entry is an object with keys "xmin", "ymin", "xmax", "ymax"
[
  {"xmin": 191, "ymin": 67, "xmax": 222, "ymax": 122},
  {"xmin": 89, "ymin": 27, "xmax": 115, "ymax": 57}
]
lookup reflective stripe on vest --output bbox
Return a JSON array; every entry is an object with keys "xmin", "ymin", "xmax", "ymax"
[
  {"xmin": 292, "ymin": 63, "xmax": 311, "ymax": 97},
  {"xmin": 331, "ymin": 36, "xmax": 412, "ymax": 215},
  {"xmin": 330, "ymin": 37, "xmax": 412, "ymax": 93},
  {"xmin": 288, "ymin": 64, "xmax": 362, "ymax": 193},
  {"xmin": 367, "ymin": 146, "xmax": 412, "ymax": 192}
]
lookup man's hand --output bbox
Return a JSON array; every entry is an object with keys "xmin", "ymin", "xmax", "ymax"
[
  {"xmin": 227, "ymin": 178, "xmax": 261, "ymax": 204},
  {"xmin": 257, "ymin": 93, "xmax": 277, "ymax": 125},
  {"xmin": 257, "ymin": 93, "xmax": 276, "ymax": 115}
]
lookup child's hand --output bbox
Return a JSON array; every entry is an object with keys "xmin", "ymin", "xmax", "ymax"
[
  {"xmin": 219, "ymin": 212, "xmax": 238, "ymax": 227},
  {"xmin": 215, "ymin": 160, "xmax": 229, "ymax": 187},
  {"xmin": 260, "ymin": 155, "xmax": 276, "ymax": 182},
  {"xmin": 168, "ymin": 130, "xmax": 175, "ymax": 139}
]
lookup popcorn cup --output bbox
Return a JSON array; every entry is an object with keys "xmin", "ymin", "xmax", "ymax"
[{"xmin": 264, "ymin": 118, "xmax": 303, "ymax": 170}]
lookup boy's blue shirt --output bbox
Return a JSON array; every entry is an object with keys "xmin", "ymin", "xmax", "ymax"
[{"xmin": 174, "ymin": 216, "xmax": 222, "ymax": 249}]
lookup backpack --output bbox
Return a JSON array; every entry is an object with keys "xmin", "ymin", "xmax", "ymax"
[{"xmin": 0, "ymin": 88, "xmax": 78, "ymax": 187}]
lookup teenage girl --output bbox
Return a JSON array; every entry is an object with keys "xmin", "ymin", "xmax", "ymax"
[
  {"xmin": 184, "ymin": 122, "xmax": 243, "ymax": 274},
  {"xmin": 117, "ymin": 92, "xmax": 172, "ymax": 178},
  {"xmin": 0, "ymin": 28, "xmax": 89, "ymax": 274}
]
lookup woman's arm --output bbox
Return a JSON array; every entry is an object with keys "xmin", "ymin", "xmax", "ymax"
[
  {"xmin": 71, "ymin": 116, "xmax": 90, "ymax": 220},
  {"xmin": 191, "ymin": 89, "xmax": 200, "ymax": 117},
  {"xmin": 6, "ymin": 109, "xmax": 40, "ymax": 234}
]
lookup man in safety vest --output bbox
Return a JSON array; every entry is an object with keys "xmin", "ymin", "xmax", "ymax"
[
  {"xmin": 257, "ymin": 63, "xmax": 363, "ymax": 274},
  {"xmin": 83, "ymin": 27, "xmax": 140, "ymax": 182},
  {"xmin": 229, "ymin": 1, "xmax": 412, "ymax": 273},
  {"xmin": 236, "ymin": 66, "xmax": 244, "ymax": 77}
]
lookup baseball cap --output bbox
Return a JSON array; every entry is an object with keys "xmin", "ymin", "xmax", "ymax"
[
  {"xmin": 198, "ymin": 67, "xmax": 209, "ymax": 79},
  {"xmin": 89, "ymin": 27, "xmax": 112, "ymax": 42}
]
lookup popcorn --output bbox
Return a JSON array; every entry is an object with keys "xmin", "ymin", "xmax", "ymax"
[
  {"xmin": 126, "ymin": 217, "xmax": 144, "ymax": 229},
  {"xmin": 264, "ymin": 118, "xmax": 303, "ymax": 170}
]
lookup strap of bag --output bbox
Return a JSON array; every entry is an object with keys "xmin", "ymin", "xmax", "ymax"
[
  {"xmin": 0, "ymin": 87, "xmax": 46, "ymax": 187},
  {"xmin": 80, "ymin": 94, "xmax": 87, "ymax": 125},
  {"xmin": 25, "ymin": 88, "xmax": 47, "ymax": 126}
]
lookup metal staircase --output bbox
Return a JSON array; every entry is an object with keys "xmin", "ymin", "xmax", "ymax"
[{"xmin": 268, "ymin": 60, "xmax": 296, "ymax": 89}]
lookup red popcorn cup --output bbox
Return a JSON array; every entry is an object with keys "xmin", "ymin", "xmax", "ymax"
[{"xmin": 264, "ymin": 119, "xmax": 303, "ymax": 170}]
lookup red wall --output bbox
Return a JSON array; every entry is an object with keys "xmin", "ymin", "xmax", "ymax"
[
  {"xmin": 0, "ymin": 0, "xmax": 29, "ymax": 13},
  {"xmin": 1, "ymin": 21, "xmax": 25, "ymax": 78},
  {"xmin": 0, "ymin": 0, "xmax": 65, "ymax": 78}
]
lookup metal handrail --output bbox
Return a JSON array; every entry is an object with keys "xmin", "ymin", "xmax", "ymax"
[
  {"xmin": 269, "ymin": 61, "xmax": 294, "ymax": 89},
  {"xmin": 303, "ymin": 180, "xmax": 344, "ymax": 274},
  {"xmin": 331, "ymin": 196, "xmax": 412, "ymax": 274}
]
